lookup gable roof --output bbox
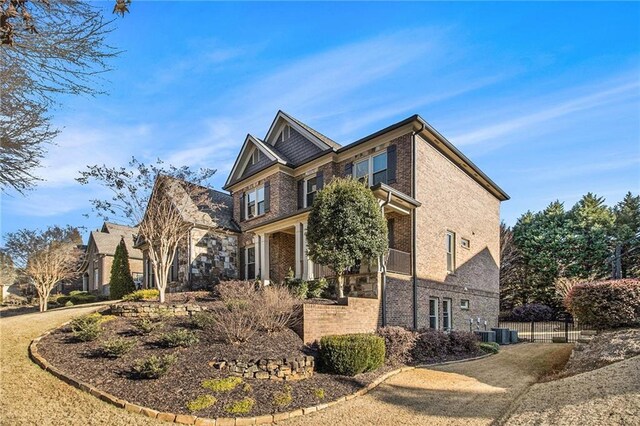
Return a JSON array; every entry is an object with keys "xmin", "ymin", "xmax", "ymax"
[
  {"xmin": 223, "ymin": 111, "xmax": 509, "ymax": 201},
  {"xmin": 89, "ymin": 229, "xmax": 143, "ymax": 259}
]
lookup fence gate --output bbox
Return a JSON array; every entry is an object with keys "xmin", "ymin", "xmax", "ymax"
[{"xmin": 497, "ymin": 318, "xmax": 588, "ymax": 343}]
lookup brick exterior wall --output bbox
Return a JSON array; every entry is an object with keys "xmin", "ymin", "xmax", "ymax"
[
  {"xmin": 414, "ymin": 134, "xmax": 500, "ymax": 297},
  {"xmin": 297, "ymin": 297, "xmax": 382, "ymax": 344},
  {"xmin": 269, "ymin": 231, "xmax": 295, "ymax": 284}
]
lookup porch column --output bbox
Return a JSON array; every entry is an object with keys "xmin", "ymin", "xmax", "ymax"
[
  {"xmin": 258, "ymin": 233, "xmax": 270, "ymax": 284},
  {"xmin": 302, "ymin": 222, "xmax": 314, "ymax": 280},
  {"xmin": 294, "ymin": 223, "xmax": 303, "ymax": 279}
]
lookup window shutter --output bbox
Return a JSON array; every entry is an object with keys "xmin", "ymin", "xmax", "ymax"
[
  {"xmin": 316, "ymin": 171, "xmax": 324, "ymax": 190},
  {"xmin": 297, "ymin": 180, "xmax": 304, "ymax": 209},
  {"xmin": 240, "ymin": 192, "xmax": 245, "ymax": 221},
  {"xmin": 264, "ymin": 181, "xmax": 271, "ymax": 213},
  {"xmin": 239, "ymin": 248, "xmax": 245, "ymax": 280},
  {"xmin": 387, "ymin": 144, "xmax": 397, "ymax": 184},
  {"xmin": 344, "ymin": 162, "xmax": 353, "ymax": 177}
]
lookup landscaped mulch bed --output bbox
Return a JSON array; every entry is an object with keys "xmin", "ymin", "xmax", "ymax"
[{"xmin": 36, "ymin": 313, "xmax": 394, "ymax": 419}]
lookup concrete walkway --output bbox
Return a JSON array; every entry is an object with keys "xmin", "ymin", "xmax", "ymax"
[{"xmin": 1, "ymin": 304, "xmax": 571, "ymax": 425}]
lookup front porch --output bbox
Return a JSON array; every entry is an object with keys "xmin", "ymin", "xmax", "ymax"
[{"xmin": 247, "ymin": 183, "xmax": 416, "ymax": 297}]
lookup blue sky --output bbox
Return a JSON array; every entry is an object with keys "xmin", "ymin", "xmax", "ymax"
[{"xmin": 1, "ymin": 1, "xmax": 639, "ymax": 242}]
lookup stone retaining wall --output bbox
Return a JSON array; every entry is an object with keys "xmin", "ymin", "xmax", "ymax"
[
  {"xmin": 110, "ymin": 303, "xmax": 204, "ymax": 317},
  {"xmin": 211, "ymin": 355, "xmax": 314, "ymax": 381}
]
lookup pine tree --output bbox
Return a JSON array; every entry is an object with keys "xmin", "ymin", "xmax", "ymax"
[
  {"xmin": 109, "ymin": 237, "xmax": 135, "ymax": 299},
  {"xmin": 613, "ymin": 192, "xmax": 640, "ymax": 278}
]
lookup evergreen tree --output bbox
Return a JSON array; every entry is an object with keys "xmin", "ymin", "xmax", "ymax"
[
  {"xmin": 109, "ymin": 238, "xmax": 135, "ymax": 299},
  {"xmin": 307, "ymin": 178, "xmax": 388, "ymax": 298},
  {"xmin": 566, "ymin": 193, "xmax": 615, "ymax": 279},
  {"xmin": 613, "ymin": 192, "xmax": 640, "ymax": 278}
]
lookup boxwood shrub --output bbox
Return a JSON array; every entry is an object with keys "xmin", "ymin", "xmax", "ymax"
[
  {"xmin": 565, "ymin": 279, "xmax": 640, "ymax": 329},
  {"xmin": 319, "ymin": 333, "xmax": 385, "ymax": 376},
  {"xmin": 122, "ymin": 289, "xmax": 160, "ymax": 301}
]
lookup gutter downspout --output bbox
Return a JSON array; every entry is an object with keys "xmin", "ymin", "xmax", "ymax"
[
  {"xmin": 380, "ymin": 191, "xmax": 392, "ymax": 327},
  {"xmin": 412, "ymin": 122, "xmax": 424, "ymax": 330}
]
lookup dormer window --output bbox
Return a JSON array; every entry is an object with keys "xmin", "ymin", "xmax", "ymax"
[
  {"xmin": 278, "ymin": 125, "xmax": 290, "ymax": 143},
  {"xmin": 249, "ymin": 149, "xmax": 261, "ymax": 166}
]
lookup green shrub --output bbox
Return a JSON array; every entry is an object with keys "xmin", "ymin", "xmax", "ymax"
[
  {"xmin": 70, "ymin": 293, "xmax": 98, "ymax": 305},
  {"xmin": 565, "ymin": 279, "xmax": 640, "ymax": 329},
  {"xmin": 109, "ymin": 238, "xmax": 136, "ymax": 299},
  {"xmin": 70, "ymin": 314, "xmax": 103, "ymax": 342},
  {"xmin": 69, "ymin": 290, "xmax": 86, "ymax": 296},
  {"xmin": 478, "ymin": 342, "xmax": 500, "ymax": 354},
  {"xmin": 272, "ymin": 384, "xmax": 292, "ymax": 407},
  {"xmin": 285, "ymin": 278, "xmax": 309, "ymax": 299},
  {"xmin": 56, "ymin": 296, "xmax": 71, "ymax": 305},
  {"xmin": 132, "ymin": 354, "xmax": 177, "ymax": 379},
  {"xmin": 186, "ymin": 395, "xmax": 217, "ymax": 412},
  {"xmin": 202, "ymin": 377, "xmax": 243, "ymax": 392},
  {"xmin": 122, "ymin": 289, "xmax": 160, "ymax": 302},
  {"xmin": 307, "ymin": 278, "xmax": 329, "ymax": 299},
  {"xmin": 159, "ymin": 329, "xmax": 199, "ymax": 348},
  {"xmin": 101, "ymin": 338, "xmax": 136, "ymax": 358},
  {"xmin": 134, "ymin": 318, "xmax": 163, "ymax": 334},
  {"xmin": 225, "ymin": 397, "xmax": 254, "ymax": 414},
  {"xmin": 319, "ymin": 334, "xmax": 385, "ymax": 376},
  {"xmin": 191, "ymin": 312, "xmax": 215, "ymax": 330},
  {"xmin": 313, "ymin": 388, "xmax": 325, "ymax": 400}
]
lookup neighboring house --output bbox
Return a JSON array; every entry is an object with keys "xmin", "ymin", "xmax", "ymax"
[
  {"xmin": 137, "ymin": 179, "xmax": 240, "ymax": 291},
  {"xmin": 221, "ymin": 111, "xmax": 509, "ymax": 332},
  {"xmin": 80, "ymin": 222, "xmax": 144, "ymax": 296}
]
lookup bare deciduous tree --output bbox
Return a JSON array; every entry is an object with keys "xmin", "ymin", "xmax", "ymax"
[
  {"xmin": 3, "ymin": 225, "xmax": 81, "ymax": 311},
  {"xmin": 1, "ymin": 0, "xmax": 118, "ymax": 193},
  {"xmin": 0, "ymin": 250, "xmax": 17, "ymax": 288},
  {"xmin": 77, "ymin": 157, "xmax": 216, "ymax": 226},
  {"xmin": 139, "ymin": 175, "xmax": 218, "ymax": 303}
]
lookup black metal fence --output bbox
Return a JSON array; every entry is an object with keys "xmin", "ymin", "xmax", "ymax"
[{"xmin": 498, "ymin": 318, "xmax": 590, "ymax": 343}]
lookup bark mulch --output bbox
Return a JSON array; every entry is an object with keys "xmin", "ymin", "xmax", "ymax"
[{"xmin": 37, "ymin": 313, "xmax": 394, "ymax": 419}]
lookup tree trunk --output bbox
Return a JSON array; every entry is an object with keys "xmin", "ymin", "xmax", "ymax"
[{"xmin": 337, "ymin": 273, "xmax": 344, "ymax": 299}]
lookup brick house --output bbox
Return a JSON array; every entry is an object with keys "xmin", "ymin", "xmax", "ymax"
[
  {"xmin": 80, "ymin": 222, "xmax": 144, "ymax": 296},
  {"xmin": 221, "ymin": 111, "xmax": 509, "ymax": 339}
]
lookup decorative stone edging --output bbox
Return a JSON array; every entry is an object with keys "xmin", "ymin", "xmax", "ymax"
[
  {"xmin": 210, "ymin": 355, "xmax": 315, "ymax": 381},
  {"xmin": 110, "ymin": 303, "xmax": 205, "ymax": 317},
  {"xmin": 30, "ymin": 325, "xmax": 494, "ymax": 425}
]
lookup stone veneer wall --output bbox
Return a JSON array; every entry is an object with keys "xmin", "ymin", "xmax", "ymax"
[
  {"xmin": 110, "ymin": 303, "xmax": 204, "ymax": 317},
  {"xmin": 211, "ymin": 355, "xmax": 315, "ymax": 381},
  {"xmin": 297, "ymin": 297, "xmax": 382, "ymax": 344}
]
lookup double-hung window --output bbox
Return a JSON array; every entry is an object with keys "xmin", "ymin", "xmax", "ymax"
[
  {"xmin": 246, "ymin": 246, "xmax": 256, "ymax": 280},
  {"xmin": 429, "ymin": 298, "xmax": 439, "ymax": 329},
  {"xmin": 246, "ymin": 186, "xmax": 265, "ymax": 219},
  {"xmin": 443, "ymin": 299, "xmax": 452, "ymax": 330},
  {"xmin": 353, "ymin": 151, "xmax": 388, "ymax": 186},
  {"xmin": 305, "ymin": 176, "xmax": 318, "ymax": 207},
  {"xmin": 446, "ymin": 231, "xmax": 456, "ymax": 273}
]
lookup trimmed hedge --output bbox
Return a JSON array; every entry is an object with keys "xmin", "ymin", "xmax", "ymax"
[
  {"xmin": 412, "ymin": 328, "xmax": 480, "ymax": 363},
  {"xmin": 319, "ymin": 334, "xmax": 385, "ymax": 376},
  {"xmin": 565, "ymin": 279, "xmax": 640, "ymax": 329}
]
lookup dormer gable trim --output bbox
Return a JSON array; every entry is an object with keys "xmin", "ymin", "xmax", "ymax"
[
  {"xmin": 225, "ymin": 134, "xmax": 288, "ymax": 188},
  {"xmin": 264, "ymin": 110, "xmax": 332, "ymax": 150}
]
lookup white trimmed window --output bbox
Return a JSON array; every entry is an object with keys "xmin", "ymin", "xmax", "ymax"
[
  {"xmin": 460, "ymin": 299, "xmax": 470, "ymax": 310},
  {"xmin": 446, "ymin": 231, "xmax": 456, "ymax": 273},
  {"xmin": 246, "ymin": 186, "xmax": 265, "ymax": 218},
  {"xmin": 305, "ymin": 176, "xmax": 318, "ymax": 207},
  {"xmin": 354, "ymin": 151, "xmax": 388, "ymax": 186},
  {"xmin": 461, "ymin": 238, "xmax": 470, "ymax": 249},
  {"xmin": 245, "ymin": 246, "xmax": 256, "ymax": 280},
  {"xmin": 429, "ymin": 297, "xmax": 439, "ymax": 329},
  {"xmin": 443, "ymin": 298, "xmax": 452, "ymax": 330}
]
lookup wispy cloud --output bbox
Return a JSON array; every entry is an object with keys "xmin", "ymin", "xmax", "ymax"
[
  {"xmin": 451, "ymin": 77, "xmax": 640, "ymax": 147},
  {"xmin": 523, "ymin": 155, "xmax": 640, "ymax": 182}
]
